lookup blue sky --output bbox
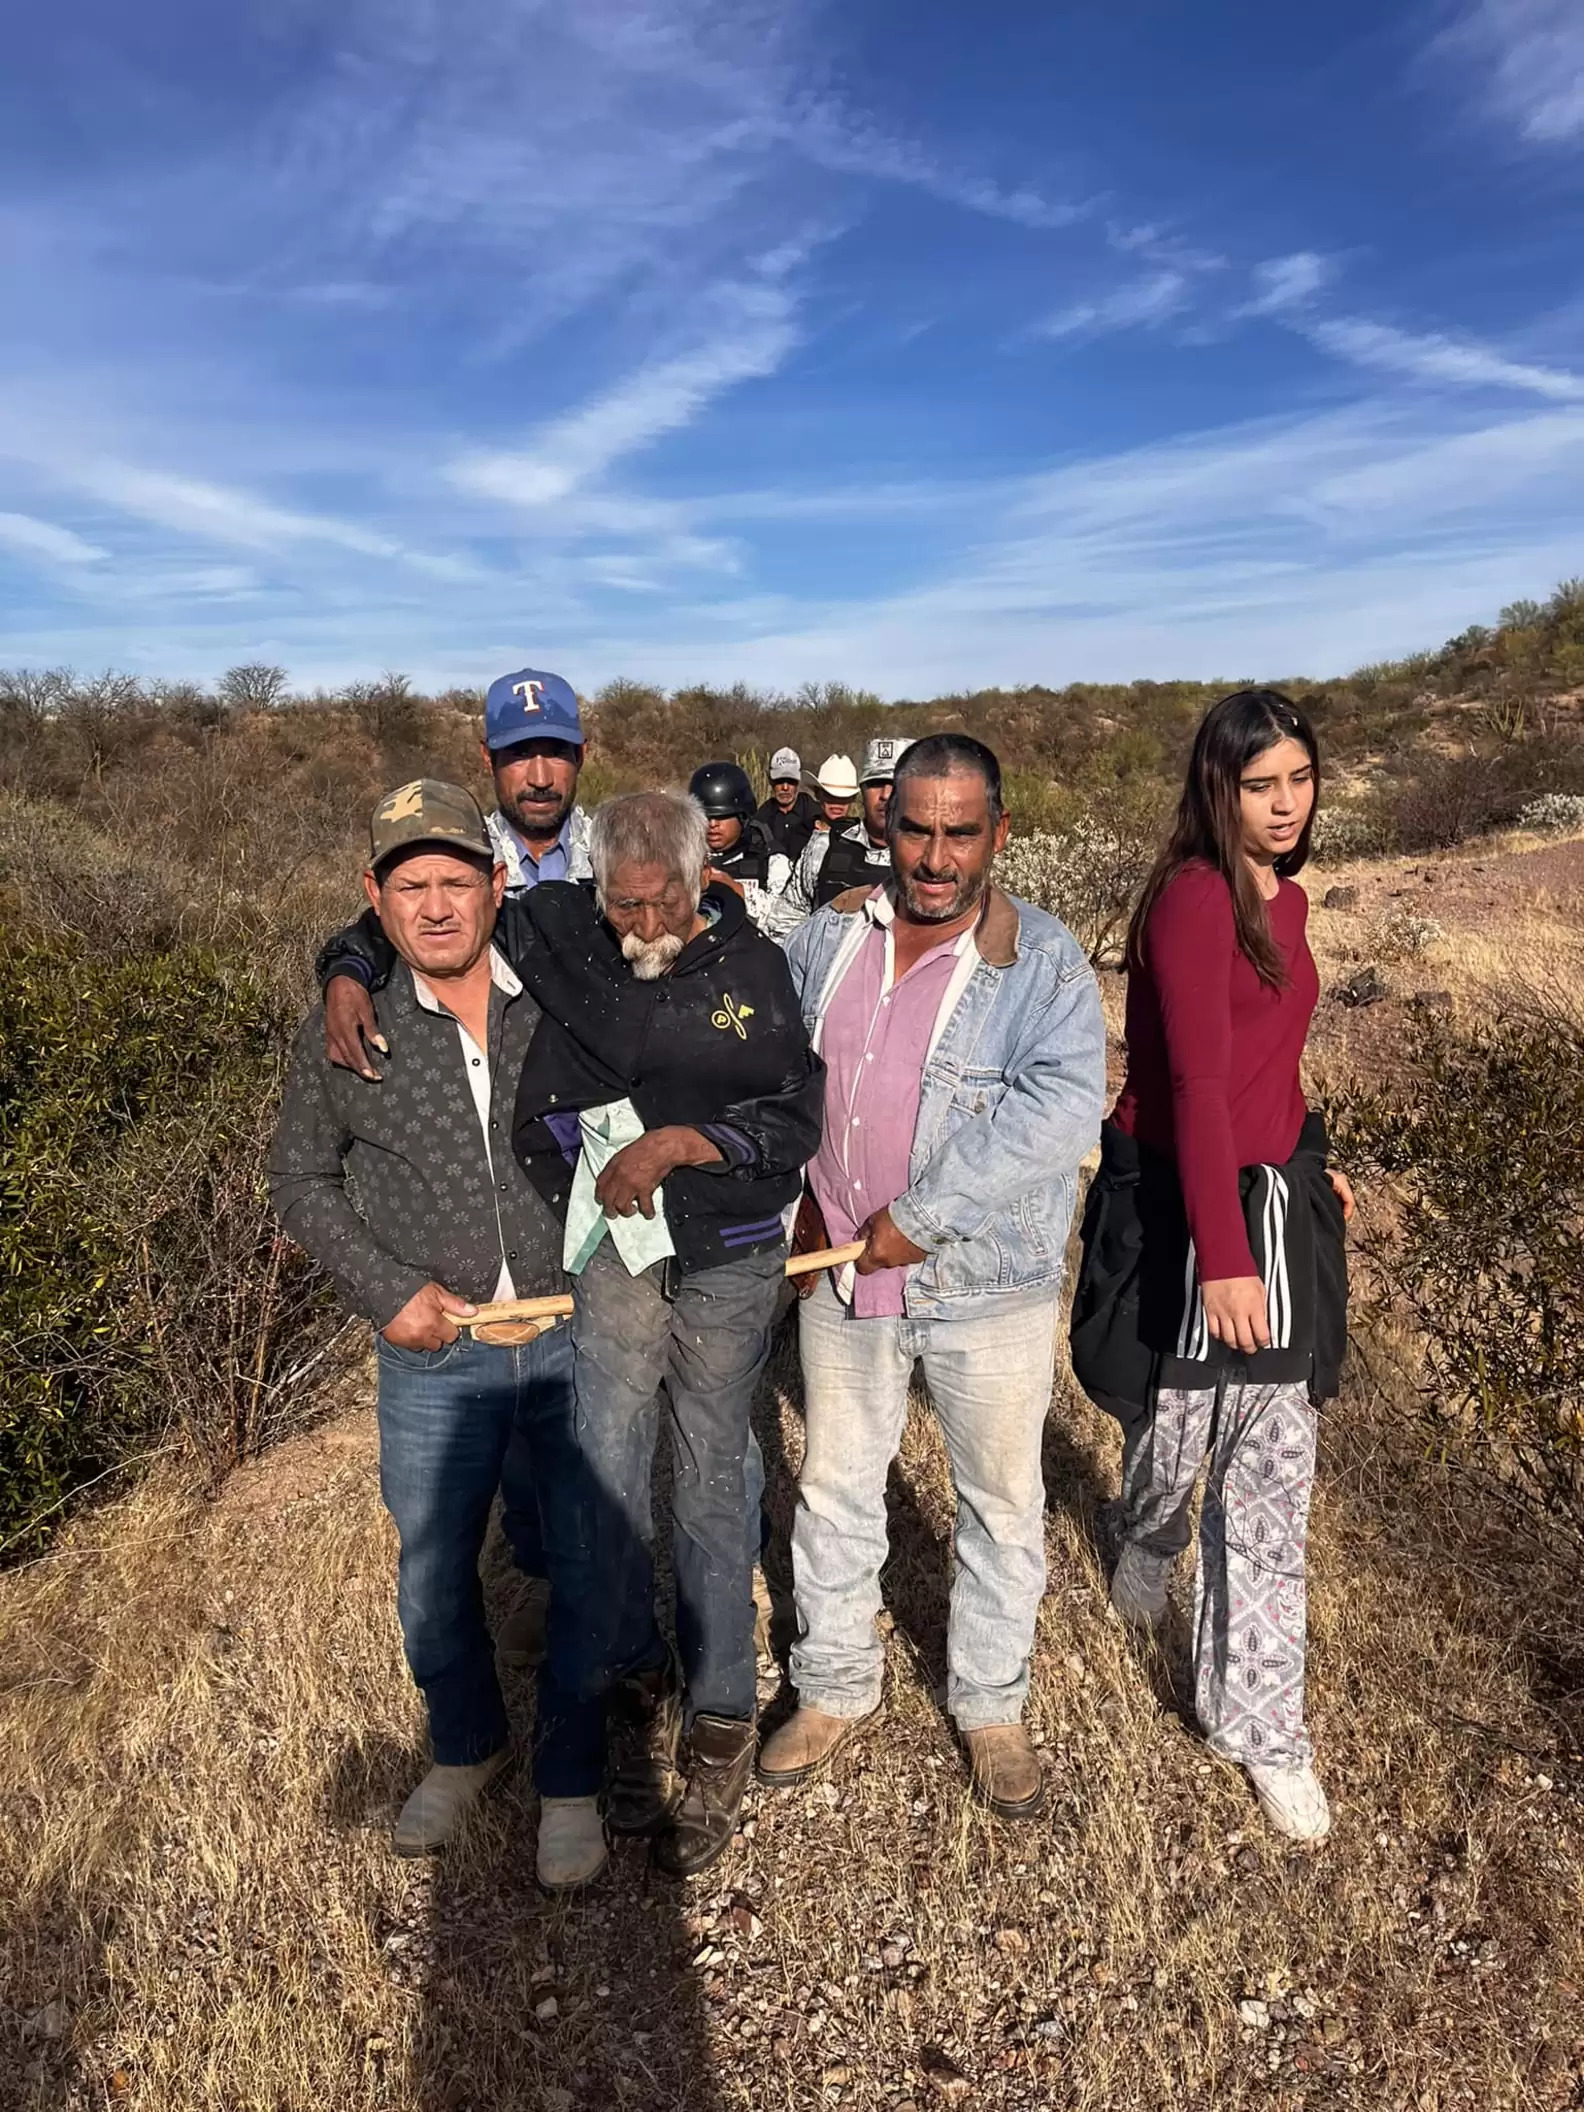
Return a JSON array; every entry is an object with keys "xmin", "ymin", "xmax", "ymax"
[{"xmin": 1, "ymin": 0, "xmax": 1582, "ymax": 695}]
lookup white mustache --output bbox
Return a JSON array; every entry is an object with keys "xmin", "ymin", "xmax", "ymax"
[{"xmin": 621, "ymin": 930, "xmax": 684, "ymax": 980}]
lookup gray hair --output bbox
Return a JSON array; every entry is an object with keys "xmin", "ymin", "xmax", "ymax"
[{"xmin": 589, "ymin": 790, "xmax": 709, "ymax": 901}]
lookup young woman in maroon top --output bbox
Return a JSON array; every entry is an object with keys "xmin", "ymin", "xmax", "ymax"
[{"xmin": 1103, "ymin": 689, "xmax": 1353, "ymax": 1843}]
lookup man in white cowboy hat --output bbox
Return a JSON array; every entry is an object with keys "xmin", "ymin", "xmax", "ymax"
[
  {"xmin": 757, "ymin": 746, "xmax": 820, "ymax": 863},
  {"xmin": 764, "ymin": 742, "xmax": 911, "ymax": 938}
]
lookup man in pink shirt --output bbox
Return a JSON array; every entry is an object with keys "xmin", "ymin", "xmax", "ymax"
[{"xmin": 763, "ymin": 737, "xmax": 1106, "ymax": 1819}]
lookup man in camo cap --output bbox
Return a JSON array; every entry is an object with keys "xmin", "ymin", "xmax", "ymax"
[{"xmin": 268, "ymin": 781, "xmax": 598, "ymax": 1878}]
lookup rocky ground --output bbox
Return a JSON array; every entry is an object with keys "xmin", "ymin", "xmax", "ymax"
[{"xmin": 3, "ymin": 833, "xmax": 1582, "ymax": 2112}]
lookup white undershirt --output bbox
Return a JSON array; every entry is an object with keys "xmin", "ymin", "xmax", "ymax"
[{"xmin": 411, "ymin": 948, "xmax": 522, "ymax": 1303}]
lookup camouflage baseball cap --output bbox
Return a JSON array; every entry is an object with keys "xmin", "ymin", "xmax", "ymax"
[
  {"xmin": 368, "ymin": 779, "xmax": 494, "ymax": 872},
  {"xmin": 859, "ymin": 734, "xmax": 916, "ymax": 785}
]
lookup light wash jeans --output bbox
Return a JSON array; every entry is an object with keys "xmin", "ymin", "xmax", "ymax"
[{"xmin": 790, "ymin": 1276, "xmax": 1058, "ymax": 1731}]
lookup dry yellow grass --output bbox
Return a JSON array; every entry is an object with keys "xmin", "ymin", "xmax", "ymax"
[
  {"xmin": 3, "ymin": 1326, "xmax": 1581, "ymax": 2112},
  {"xmin": 5, "ymin": 832, "xmax": 1583, "ymax": 2112}
]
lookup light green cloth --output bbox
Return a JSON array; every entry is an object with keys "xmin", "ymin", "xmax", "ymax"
[{"xmin": 563, "ymin": 1098, "xmax": 677, "ymax": 1277}]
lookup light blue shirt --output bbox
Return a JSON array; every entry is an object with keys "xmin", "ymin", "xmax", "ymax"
[{"xmin": 488, "ymin": 808, "xmax": 576, "ymax": 892}]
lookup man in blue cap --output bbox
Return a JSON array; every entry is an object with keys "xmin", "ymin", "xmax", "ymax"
[
  {"xmin": 481, "ymin": 668, "xmax": 594, "ymax": 893},
  {"xmin": 471, "ymin": 669, "xmax": 592, "ymax": 1669}
]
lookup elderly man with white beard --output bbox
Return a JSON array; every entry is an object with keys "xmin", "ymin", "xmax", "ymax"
[{"xmin": 505, "ymin": 791, "xmax": 824, "ymax": 1879}]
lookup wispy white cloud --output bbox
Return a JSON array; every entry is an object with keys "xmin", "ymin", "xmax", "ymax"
[
  {"xmin": 1034, "ymin": 271, "xmax": 1189, "ymax": 342},
  {"xmin": 0, "ymin": 512, "xmax": 109, "ymax": 566},
  {"xmin": 603, "ymin": 401, "xmax": 1584, "ymax": 693},
  {"xmin": 1436, "ymin": 0, "xmax": 1584, "ymax": 145},
  {"xmin": 450, "ymin": 276, "xmax": 801, "ymax": 509},
  {"xmin": 79, "ymin": 465, "xmax": 403, "ymax": 556},
  {"xmin": 1241, "ymin": 251, "xmax": 1335, "ymax": 317},
  {"xmin": 783, "ymin": 100, "xmax": 1087, "ymax": 229},
  {"xmin": 1234, "ymin": 248, "xmax": 1584, "ymax": 401},
  {"xmin": 1304, "ymin": 316, "xmax": 1584, "ymax": 400}
]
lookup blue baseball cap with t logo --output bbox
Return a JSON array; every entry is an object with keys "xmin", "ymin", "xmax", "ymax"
[{"xmin": 483, "ymin": 667, "xmax": 585, "ymax": 751}]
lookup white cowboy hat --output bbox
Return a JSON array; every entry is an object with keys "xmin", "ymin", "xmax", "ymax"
[{"xmin": 812, "ymin": 753, "xmax": 859, "ymax": 800}]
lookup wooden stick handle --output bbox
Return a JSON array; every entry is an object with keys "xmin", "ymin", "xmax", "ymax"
[
  {"xmin": 465, "ymin": 1292, "xmax": 575, "ymax": 1325},
  {"xmin": 462, "ymin": 1241, "xmax": 868, "ymax": 1330},
  {"xmin": 784, "ymin": 1239, "xmax": 867, "ymax": 1278}
]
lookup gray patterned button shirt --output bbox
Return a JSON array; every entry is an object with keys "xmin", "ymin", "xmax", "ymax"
[{"xmin": 268, "ymin": 948, "xmax": 563, "ymax": 1327}]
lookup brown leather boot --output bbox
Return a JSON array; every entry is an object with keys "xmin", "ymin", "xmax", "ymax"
[
  {"xmin": 962, "ymin": 1724, "xmax": 1046, "ymax": 1819},
  {"xmin": 757, "ymin": 1705, "xmax": 878, "ymax": 1787},
  {"xmin": 606, "ymin": 1656, "xmax": 682, "ymax": 1837},
  {"xmin": 651, "ymin": 1715, "xmax": 757, "ymax": 1879}
]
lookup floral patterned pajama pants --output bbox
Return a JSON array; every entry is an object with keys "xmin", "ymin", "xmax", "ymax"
[{"xmin": 1117, "ymin": 1377, "xmax": 1316, "ymax": 1767}]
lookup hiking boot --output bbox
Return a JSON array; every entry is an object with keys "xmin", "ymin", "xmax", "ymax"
[
  {"xmin": 496, "ymin": 1575, "xmax": 551, "ymax": 1669},
  {"xmin": 392, "ymin": 1749, "xmax": 510, "ymax": 1856},
  {"xmin": 1108, "ymin": 1542, "xmax": 1172, "ymax": 1634},
  {"xmin": 652, "ymin": 1714, "xmax": 757, "ymax": 1879},
  {"xmin": 757, "ymin": 1705, "xmax": 878, "ymax": 1788},
  {"xmin": 536, "ymin": 1796, "xmax": 609, "ymax": 1893},
  {"xmin": 962, "ymin": 1724, "xmax": 1046, "ymax": 1819},
  {"xmin": 606, "ymin": 1655, "xmax": 683, "ymax": 1837},
  {"xmin": 1246, "ymin": 1762, "xmax": 1331, "ymax": 1843}
]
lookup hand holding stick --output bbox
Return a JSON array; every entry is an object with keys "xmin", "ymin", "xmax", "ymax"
[{"xmin": 462, "ymin": 1241, "xmax": 868, "ymax": 1341}]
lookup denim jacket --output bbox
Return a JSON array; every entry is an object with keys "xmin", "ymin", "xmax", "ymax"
[{"xmin": 783, "ymin": 882, "xmax": 1107, "ymax": 1316}]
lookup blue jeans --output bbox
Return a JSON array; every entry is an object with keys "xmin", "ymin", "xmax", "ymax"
[
  {"xmin": 790, "ymin": 1277, "xmax": 1058, "ymax": 1730},
  {"xmin": 376, "ymin": 1322, "xmax": 591, "ymax": 1772},
  {"xmin": 571, "ymin": 1243, "xmax": 783, "ymax": 1726},
  {"xmin": 499, "ymin": 1418, "xmax": 546, "ymax": 1577}
]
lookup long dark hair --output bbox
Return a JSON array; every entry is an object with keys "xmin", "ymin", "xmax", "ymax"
[{"xmin": 1126, "ymin": 688, "xmax": 1320, "ymax": 989}]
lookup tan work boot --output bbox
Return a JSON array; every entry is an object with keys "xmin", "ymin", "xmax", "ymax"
[
  {"xmin": 392, "ymin": 1749, "xmax": 510, "ymax": 1856},
  {"xmin": 961, "ymin": 1724, "xmax": 1046, "ymax": 1819},
  {"xmin": 536, "ymin": 1796, "xmax": 609, "ymax": 1892},
  {"xmin": 496, "ymin": 1575, "xmax": 551, "ymax": 1669},
  {"xmin": 757, "ymin": 1705, "xmax": 878, "ymax": 1788}
]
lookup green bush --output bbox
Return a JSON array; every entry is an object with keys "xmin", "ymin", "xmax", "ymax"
[
  {"xmin": 0, "ymin": 939, "xmax": 332, "ymax": 1555},
  {"xmin": 1334, "ymin": 999, "xmax": 1584, "ymax": 1547}
]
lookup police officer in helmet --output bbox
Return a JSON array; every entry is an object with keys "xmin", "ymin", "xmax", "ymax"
[{"xmin": 688, "ymin": 761, "xmax": 792, "ymax": 932}]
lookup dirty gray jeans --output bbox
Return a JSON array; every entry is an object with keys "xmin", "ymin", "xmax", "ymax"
[
  {"xmin": 571, "ymin": 1241, "xmax": 783, "ymax": 1726},
  {"xmin": 1116, "ymin": 1377, "xmax": 1316, "ymax": 1767},
  {"xmin": 790, "ymin": 1276, "xmax": 1058, "ymax": 1731}
]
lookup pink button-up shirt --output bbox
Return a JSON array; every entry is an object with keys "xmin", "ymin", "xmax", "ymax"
[{"xmin": 808, "ymin": 904, "xmax": 975, "ymax": 1318}]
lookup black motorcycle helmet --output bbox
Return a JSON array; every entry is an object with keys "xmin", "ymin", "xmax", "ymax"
[{"xmin": 688, "ymin": 761, "xmax": 756, "ymax": 822}]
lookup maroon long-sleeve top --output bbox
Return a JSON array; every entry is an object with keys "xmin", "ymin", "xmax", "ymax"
[{"xmin": 1110, "ymin": 861, "xmax": 1318, "ymax": 1282}]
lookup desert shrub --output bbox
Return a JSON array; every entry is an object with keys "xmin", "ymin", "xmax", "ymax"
[
  {"xmin": 1517, "ymin": 792, "xmax": 1584, "ymax": 835},
  {"xmin": 996, "ymin": 805, "xmax": 1162, "ymax": 962},
  {"xmin": 0, "ymin": 938, "xmax": 335, "ymax": 1555},
  {"xmin": 1335, "ymin": 999, "xmax": 1584, "ymax": 1548},
  {"xmin": 1373, "ymin": 907, "xmax": 1444, "ymax": 959},
  {"xmin": 1308, "ymin": 799, "xmax": 1394, "ymax": 862},
  {"xmin": 1384, "ymin": 754, "xmax": 1510, "ymax": 850}
]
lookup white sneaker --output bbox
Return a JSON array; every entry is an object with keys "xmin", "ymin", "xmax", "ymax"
[
  {"xmin": 536, "ymin": 1796, "xmax": 609, "ymax": 1892},
  {"xmin": 392, "ymin": 1749, "xmax": 510, "ymax": 1856},
  {"xmin": 1108, "ymin": 1543, "xmax": 1172, "ymax": 1633},
  {"xmin": 1246, "ymin": 1761, "xmax": 1331, "ymax": 1842}
]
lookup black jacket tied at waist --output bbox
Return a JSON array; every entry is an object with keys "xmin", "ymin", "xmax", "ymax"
[{"xmin": 1070, "ymin": 1111, "xmax": 1347, "ymax": 1416}]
